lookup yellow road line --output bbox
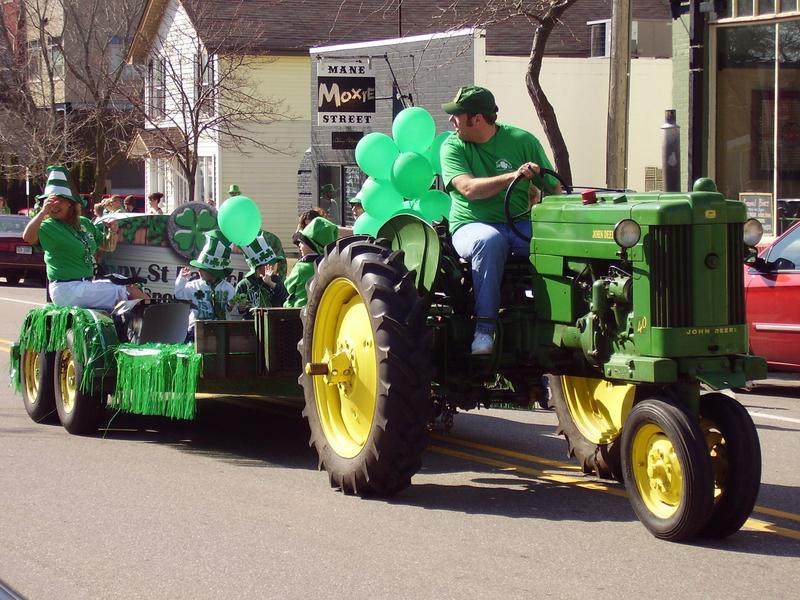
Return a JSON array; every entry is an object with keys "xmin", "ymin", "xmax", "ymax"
[
  {"xmin": 429, "ymin": 445, "xmax": 627, "ymax": 497},
  {"xmin": 0, "ymin": 346, "xmax": 8, "ymax": 353},
  {"xmin": 0, "ymin": 338, "xmax": 16, "ymax": 344},
  {"xmin": 743, "ymin": 517, "xmax": 800, "ymax": 541},
  {"xmin": 431, "ymin": 432, "xmax": 582, "ymax": 471},
  {"xmin": 434, "ymin": 433, "xmax": 800, "ymax": 526},
  {"xmin": 753, "ymin": 505, "xmax": 800, "ymax": 524},
  {"xmin": 429, "ymin": 444, "xmax": 800, "ymax": 540}
]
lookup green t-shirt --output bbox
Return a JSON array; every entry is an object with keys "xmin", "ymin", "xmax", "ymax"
[
  {"xmin": 38, "ymin": 216, "xmax": 103, "ymax": 280},
  {"xmin": 440, "ymin": 123, "xmax": 557, "ymax": 232}
]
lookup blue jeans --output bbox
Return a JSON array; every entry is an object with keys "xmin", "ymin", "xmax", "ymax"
[{"xmin": 452, "ymin": 220, "xmax": 532, "ymax": 335}]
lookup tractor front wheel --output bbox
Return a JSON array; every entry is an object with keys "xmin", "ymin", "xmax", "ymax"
[
  {"xmin": 53, "ymin": 337, "xmax": 103, "ymax": 436},
  {"xmin": 300, "ymin": 237, "xmax": 433, "ymax": 496},
  {"xmin": 699, "ymin": 393, "xmax": 761, "ymax": 538},
  {"xmin": 21, "ymin": 350, "xmax": 58, "ymax": 424},
  {"xmin": 621, "ymin": 397, "xmax": 714, "ymax": 541},
  {"xmin": 551, "ymin": 375, "xmax": 632, "ymax": 480}
]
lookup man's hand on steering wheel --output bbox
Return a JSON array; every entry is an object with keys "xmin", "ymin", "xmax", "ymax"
[{"xmin": 516, "ymin": 162, "xmax": 541, "ymax": 180}]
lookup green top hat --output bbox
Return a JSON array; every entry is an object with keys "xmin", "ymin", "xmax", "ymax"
[
  {"xmin": 229, "ymin": 184, "xmax": 241, "ymax": 195},
  {"xmin": 241, "ymin": 230, "xmax": 285, "ymax": 277},
  {"xmin": 320, "ymin": 183, "xmax": 336, "ymax": 194},
  {"xmin": 37, "ymin": 165, "xmax": 85, "ymax": 207},
  {"xmin": 189, "ymin": 229, "xmax": 233, "ymax": 278},
  {"xmin": 348, "ymin": 194, "xmax": 362, "ymax": 205},
  {"xmin": 441, "ymin": 85, "xmax": 498, "ymax": 116}
]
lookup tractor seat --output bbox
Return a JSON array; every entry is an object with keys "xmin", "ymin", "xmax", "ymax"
[{"xmin": 112, "ymin": 300, "xmax": 191, "ymax": 345}]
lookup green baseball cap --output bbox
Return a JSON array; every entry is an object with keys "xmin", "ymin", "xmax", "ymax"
[{"xmin": 442, "ymin": 85, "xmax": 497, "ymax": 116}]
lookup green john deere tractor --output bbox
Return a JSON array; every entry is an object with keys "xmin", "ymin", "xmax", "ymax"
[{"xmin": 298, "ymin": 173, "xmax": 767, "ymax": 542}]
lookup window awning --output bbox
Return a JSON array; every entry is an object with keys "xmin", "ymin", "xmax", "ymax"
[{"xmin": 127, "ymin": 127, "xmax": 187, "ymax": 159}]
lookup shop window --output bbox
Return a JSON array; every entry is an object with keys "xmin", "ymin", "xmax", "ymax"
[
  {"xmin": 779, "ymin": 0, "xmax": 798, "ymax": 13},
  {"xmin": 48, "ymin": 37, "xmax": 64, "ymax": 79},
  {"xmin": 27, "ymin": 40, "xmax": 41, "ymax": 80},
  {"xmin": 758, "ymin": 0, "xmax": 776, "ymax": 14},
  {"xmin": 317, "ymin": 165, "xmax": 343, "ymax": 225},
  {"xmin": 716, "ymin": 21, "xmax": 800, "ymax": 236},
  {"xmin": 147, "ymin": 57, "xmax": 166, "ymax": 119},
  {"xmin": 736, "ymin": 0, "xmax": 754, "ymax": 16},
  {"xmin": 588, "ymin": 20, "xmax": 610, "ymax": 58}
]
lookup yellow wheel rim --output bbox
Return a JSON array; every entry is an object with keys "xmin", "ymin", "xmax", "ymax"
[
  {"xmin": 310, "ymin": 278, "xmax": 377, "ymax": 459},
  {"xmin": 562, "ymin": 376, "xmax": 635, "ymax": 444},
  {"xmin": 23, "ymin": 350, "xmax": 40, "ymax": 404},
  {"xmin": 631, "ymin": 423, "xmax": 683, "ymax": 519},
  {"xmin": 58, "ymin": 350, "xmax": 78, "ymax": 415}
]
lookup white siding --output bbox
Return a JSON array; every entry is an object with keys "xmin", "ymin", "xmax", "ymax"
[{"xmin": 479, "ymin": 55, "xmax": 673, "ymax": 192}]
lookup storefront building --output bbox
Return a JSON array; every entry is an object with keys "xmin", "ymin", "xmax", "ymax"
[{"xmin": 678, "ymin": 1, "xmax": 800, "ymax": 238}]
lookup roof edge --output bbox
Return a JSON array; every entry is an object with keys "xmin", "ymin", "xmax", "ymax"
[{"xmin": 310, "ymin": 27, "xmax": 479, "ymax": 54}]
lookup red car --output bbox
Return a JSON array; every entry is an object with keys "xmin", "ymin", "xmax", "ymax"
[
  {"xmin": 0, "ymin": 214, "xmax": 46, "ymax": 285},
  {"xmin": 745, "ymin": 221, "xmax": 800, "ymax": 371}
]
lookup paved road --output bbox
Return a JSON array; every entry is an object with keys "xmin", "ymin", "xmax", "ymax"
[{"xmin": 0, "ymin": 282, "xmax": 798, "ymax": 600}]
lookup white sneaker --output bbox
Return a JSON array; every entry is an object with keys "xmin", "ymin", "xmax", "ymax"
[{"xmin": 471, "ymin": 332, "xmax": 494, "ymax": 355}]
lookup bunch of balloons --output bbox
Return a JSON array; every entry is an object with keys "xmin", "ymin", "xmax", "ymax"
[{"xmin": 352, "ymin": 107, "xmax": 452, "ymax": 236}]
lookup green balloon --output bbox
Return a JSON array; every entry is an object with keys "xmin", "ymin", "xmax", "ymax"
[
  {"xmin": 418, "ymin": 189, "xmax": 451, "ymax": 223},
  {"xmin": 392, "ymin": 107, "xmax": 436, "ymax": 154},
  {"xmin": 390, "ymin": 152, "xmax": 435, "ymax": 199},
  {"xmin": 352, "ymin": 212, "xmax": 383, "ymax": 237},
  {"xmin": 360, "ymin": 177, "xmax": 403, "ymax": 221},
  {"xmin": 355, "ymin": 132, "xmax": 399, "ymax": 181},
  {"xmin": 217, "ymin": 195, "xmax": 262, "ymax": 247},
  {"xmin": 427, "ymin": 131, "xmax": 452, "ymax": 175}
]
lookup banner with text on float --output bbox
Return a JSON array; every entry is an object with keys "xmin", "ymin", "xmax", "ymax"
[{"xmin": 317, "ymin": 59, "xmax": 375, "ymax": 126}]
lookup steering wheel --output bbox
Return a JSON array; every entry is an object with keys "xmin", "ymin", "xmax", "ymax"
[{"xmin": 505, "ymin": 167, "xmax": 571, "ymax": 243}]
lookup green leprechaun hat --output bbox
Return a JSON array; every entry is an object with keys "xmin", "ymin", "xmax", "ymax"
[
  {"xmin": 189, "ymin": 229, "xmax": 233, "ymax": 278},
  {"xmin": 37, "ymin": 165, "xmax": 85, "ymax": 207},
  {"xmin": 241, "ymin": 230, "xmax": 284, "ymax": 277}
]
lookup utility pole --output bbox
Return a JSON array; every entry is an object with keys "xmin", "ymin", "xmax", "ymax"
[
  {"xmin": 688, "ymin": 0, "xmax": 705, "ymax": 188},
  {"xmin": 606, "ymin": 0, "xmax": 631, "ymax": 189}
]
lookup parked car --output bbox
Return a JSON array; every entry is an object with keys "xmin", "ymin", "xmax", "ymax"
[
  {"xmin": 745, "ymin": 221, "xmax": 800, "ymax": 371},
  {"xmin": 0, "ymin": 215, "xmax": 46, "ymax": 285}
]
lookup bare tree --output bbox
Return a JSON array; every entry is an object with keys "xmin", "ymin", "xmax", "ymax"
[
  {"xmin": 0, "ymin": 0, "xmax": 146, "ymax": 199},
  {"xmin": 317, "ymin": 0, "xmax": 578, "ymax": 185},
  {"xmin": 52, "ymin": 0, "xmax": 147, "ymax": 202},
  {"xmin": 0, "ymin": 0, "xmax": 83, "ymax": 186},
  {"xmin": 126, "ymin": 1, "xmax": 296, "ymax": 202},
  {"xmin": 444, "ymin": 0, "xmax": 578, "ymax": 186}
]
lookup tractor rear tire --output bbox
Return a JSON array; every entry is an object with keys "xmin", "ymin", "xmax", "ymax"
[
  {"xmin": 300, "ymin": 237, "xmax": 433, "ymax": 496},
  {"xmin": 54, "ymin": 336, "xmax": 103, "ymax": 436},
  {"xmin": 699, "ymin": 393, "xmax": 761, "ymax": 538},
  {"xmin": 621, "ymin": 397, "xmax": 714, "ymax": 541},
  {"xmin": 21, "ymin": 350, "xmax": 58, "ymax": 424},
  {"xmin": 550, "ymin": 375, "xmax": 623, "ymax": 480}
]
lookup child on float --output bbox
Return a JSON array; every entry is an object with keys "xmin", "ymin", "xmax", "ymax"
[
  {"xmin": 174, "ymin": 229, "xmax": 235, "ymax": 338},
  {"xmin": 231, "ymin": 230, "xmax": 288, "ymax": 316},
  {"xmin": 283, "ymin": 216, "xmax": 338, "ymax": 308}
]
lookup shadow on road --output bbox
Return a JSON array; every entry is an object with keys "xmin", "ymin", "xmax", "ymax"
[
  {"xmin": 96, "ymin": 397, "xmax": 317, "ymax": 472},
  {"xmin": 10, "ymin": 396, "xmax": 798, "ymax": 556}
]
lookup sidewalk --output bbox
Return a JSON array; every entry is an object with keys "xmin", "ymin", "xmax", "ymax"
[{"xmin": 750, "ymin": 372, "xmax": 800, "ymax": 389}]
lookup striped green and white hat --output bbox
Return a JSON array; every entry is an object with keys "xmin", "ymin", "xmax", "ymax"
[
  {"xmin": 37, "ymin": 165, "xmax": 84, "ymax": 207},
  {"xmin": 189, "ymin": 229, "xmax": 233, "ymax": 277},
  {"xmin": 241, "ymin": 230, "xmax": 284, "ymax": 277}
]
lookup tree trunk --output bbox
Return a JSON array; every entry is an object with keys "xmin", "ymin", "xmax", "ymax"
[{"xmin": 524, "ymin": 0, "xmax": 578, "ymax": 188}]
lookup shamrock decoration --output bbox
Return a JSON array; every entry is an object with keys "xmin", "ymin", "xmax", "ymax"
[{"xmin": 167, "ymin": 201, "xmax": 218, "ymax": 260}]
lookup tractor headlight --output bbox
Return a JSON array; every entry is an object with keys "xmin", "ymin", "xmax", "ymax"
[
  {"xmin": 613, "ymin": 219, "xmax": 641, "ymax": 249},
  {"xmin": 743, "ymin": 218, "xmax": 764, "ymax": 247}
]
